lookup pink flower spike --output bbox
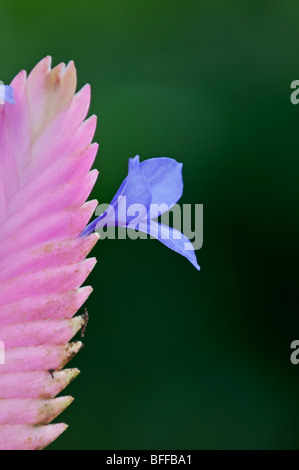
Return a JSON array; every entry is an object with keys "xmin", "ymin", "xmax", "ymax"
[{"xmin": 0, "ymin": 57, "xmax": 99, "ymax": 449}]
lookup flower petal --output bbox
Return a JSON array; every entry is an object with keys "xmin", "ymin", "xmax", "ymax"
[
  {"xmin": 82, "ymin": 155, "xmax": 200, "ymax": 270},
  {"xmin": 82, "ymin": 155, "xmax": 152, "ymax": 235},
  {"xmin": 113, "ymin": 155, "xmax": 152, "ymax": 225},
  {"xmin": 138, "ymin": 220, "xmax": 200, "ymax": 271},
  {"xmin": 83, "ymin": 155, "xmax": 183, "ymax": 235},
  {"xmin": 139, "ymin": 157, "xmax": 183, "ymax": 218},
  {"xmin": 4, "ymin": 86, "xmax": 15, "ymax": 104}
]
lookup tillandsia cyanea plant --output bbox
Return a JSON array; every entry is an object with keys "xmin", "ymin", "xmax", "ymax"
[{"xmin": 0, "ymin": 57, "xmax": 199, "ymax": 450}]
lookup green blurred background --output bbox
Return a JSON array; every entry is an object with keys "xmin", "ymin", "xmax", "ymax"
[{"xmin": 1, "ymin": 0, "xmax": 299, "ymax": 450}]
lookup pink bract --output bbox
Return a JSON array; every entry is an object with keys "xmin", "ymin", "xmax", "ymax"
[{"xmin": 0, "ymin": 57, "xmax": 99, "ymax": 450}]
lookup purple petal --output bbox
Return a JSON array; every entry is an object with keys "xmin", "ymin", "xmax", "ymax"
[
  {"xmin": 82, "ymin": 155, "xmax": 200, "ymax": 270},
  {"xmin": 4, "ymin": 86, "xmax": 15, "ymax": 104},
  {"xmin": 114, "ymin": 156, "xmax": 152, "ymax": 222},
  {"xmin": 139, "ymin": 157, "xmax": 183, "ymax": 218},
  {"xmin": 83, "ymin": 156, "xmax": 183, "ymax": 236},
  {"xmin": 138, "ymin": 220, "xmax": 200, "ymax": 271},
  {"xmin": 83, "ymin": 155, "xmax": 152, "ymax": 235}
]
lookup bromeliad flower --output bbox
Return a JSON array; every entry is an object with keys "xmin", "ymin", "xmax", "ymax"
[
  {"xmin": 83, "ymin": 155, "xmax": 200, "ymax": 270},
  {"xmin": 0, "ymin": 57, "xmax": 199, "ymax": 450},
  {"xmin": 0, "ymin": 57, "xmax": 99, "ymax": 450}
]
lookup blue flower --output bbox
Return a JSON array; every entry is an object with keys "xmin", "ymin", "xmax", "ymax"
[
  {"xmin": 0, "ymin": 85, "xmax": 15, "ymax": 104},
  {"xmin": 83, "ymin": 155, "xmax": 200, "ymax": 270}
]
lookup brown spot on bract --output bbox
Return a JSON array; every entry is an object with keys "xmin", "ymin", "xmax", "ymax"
[{"xmin": 81, "ymin": 309, "xmax": 89, "ymax": 337}]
